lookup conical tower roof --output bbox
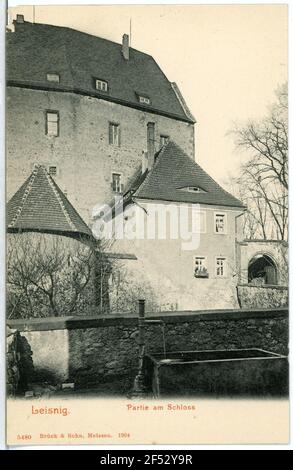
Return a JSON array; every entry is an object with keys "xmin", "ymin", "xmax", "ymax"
[{"xmin": 7, "ymin": 165, "xmax": 93, "ymax": 241}]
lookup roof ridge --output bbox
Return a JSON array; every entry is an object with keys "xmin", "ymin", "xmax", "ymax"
[
  {"xmin": 43, "ymin": 168, "xmax": 77, "ymax": 231},
  {"xmin": 14, "ymin": 21, "xmax": 153, "ymax": 58},
  {"xmin": 9, "ymin": 165, "xmax": 38, "ymax": 228}
]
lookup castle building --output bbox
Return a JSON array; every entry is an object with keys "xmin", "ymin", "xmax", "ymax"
[{"xmin": 7, "ymin": 16, "xmax": 286, "ymax": 312}]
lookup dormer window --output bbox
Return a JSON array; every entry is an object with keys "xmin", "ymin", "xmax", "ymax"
[
  {"xmin": 46, "ymin": 73, "xmax": 60, "ymax": 83},
  {"xmin": 95, "ymin": 79, "xmax": 108, "ymax": 92},
  {"xmin": 178, "ymin": 186, "xmax": 207, "ymax": 193},
  {"xmin": 138, "ymin": 95, "xmax": 150, "ymax": 105}
]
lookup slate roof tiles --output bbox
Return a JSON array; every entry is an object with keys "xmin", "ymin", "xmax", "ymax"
[
  {"xmin": 131, "ymin": 141, "xmax": 245, "ymax": 208},
  {"xmin": 7, "ymin": 165, "xmax": 93, "ymax": 240},
  {"xmin": 7, "ymin": 21, "xmax": 195, "ymax": 123}
]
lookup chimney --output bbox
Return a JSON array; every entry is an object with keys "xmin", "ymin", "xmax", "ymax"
[
  {"xmin": 16, "ymin": 14, "xmax": 25, "ymax": 23},
  {"xmin": 122, "ymin": 34, "xmax": 129, "ymax": 60},
  {"xmin": 147, "ymin": 123, "xmax": 155, "ymax": 169},
  {"xmin": 141, "ymin": 151, "xmax": 148, "ymax": 174}
]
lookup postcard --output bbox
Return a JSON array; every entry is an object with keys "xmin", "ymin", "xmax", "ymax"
[{"xmin": 5, "ymin": 3, "xmax": 289, "ymax": 446}]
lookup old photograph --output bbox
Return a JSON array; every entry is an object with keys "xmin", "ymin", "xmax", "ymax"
[{"xmin": 5, "ymin": 3, "xmax": 289, "ymax": 445}]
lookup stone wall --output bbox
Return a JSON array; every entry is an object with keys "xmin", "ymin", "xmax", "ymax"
[
  {"xmin": 7, "ymin": 87, "xmax": 194, "ymax": 222},
  {"xmin": 238, "ymin": 285, "xmax": 288, "ymax": 309},
  {"xmin": 6, "ymin": 326, "xmax": 34, "ymax": 396},
  {"xmin": 6, "ymin": 327, "xmax": 19, "ymax": 396},
  {"xmin": 8, "ymin": 308, "xmax": 288, "ymax": 390}
]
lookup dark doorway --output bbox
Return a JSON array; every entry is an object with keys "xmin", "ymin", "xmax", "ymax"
[{"xmin": 248, "ymin": 255, "xmax": 277, "ymax": 285}]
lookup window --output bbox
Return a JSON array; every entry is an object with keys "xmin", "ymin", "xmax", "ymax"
[
  {"xmin": 160, "ymin": 135, "xmax": 169, "ymax": 147},
  {"xmin": 138, "ymin": 95, "xmax": 150, "ymax": 105},
  {"xmin": 179, "ymin": 186, "xmax": 206, "ymax": 193},
  {"xmin": 109, "ymin": 123, "xmax": 120, "ymax": 146},
  {"xmin": 194, "ymin": 256, "xmax": 208, "ymax": 278},
  {"xmin": 46, "ymin": 111, "xmax": 59, "ymax": 136},
  {"xmin": 95, "ymin": 79, "xmax": 108, "ymax": 92},
  {"xmin": 48, "ymin": 165, "xmax": 57, "ymax": 176},
  {"xmin": 46, "ymin": 73, "xmax": 60, "ymax": 83},
  {"xmin": 112, "ymin": 173, "xmax": 123, "ymax": 193},
  {"xmin": 214, "ymin": 212, "xmax": 227, "ymax": 234},
  {"xmin": 216, "ymin": 257, "xmax": 227, "ymax": 277}
]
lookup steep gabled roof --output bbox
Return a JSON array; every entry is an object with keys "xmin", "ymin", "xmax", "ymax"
[
  {"xmin": 131, "ymin": 141, "xmax": 245, "ymax": 208},
  {"xmin": 7, "ymin": 165, "xmax": 93, "ymax": 240},
  {"xmin": 6, "ymin": 21, "xmax": 195, "ymax": 124}
]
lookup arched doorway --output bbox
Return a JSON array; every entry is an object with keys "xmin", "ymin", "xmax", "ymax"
[{"xmin": 248, "ymin": 254, "xmax": 278, "ymax": 285}]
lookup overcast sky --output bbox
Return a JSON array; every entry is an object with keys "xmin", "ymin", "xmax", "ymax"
[{"xmin": 8, "ymin": 3, "xmax": 287, "ymax": 187}]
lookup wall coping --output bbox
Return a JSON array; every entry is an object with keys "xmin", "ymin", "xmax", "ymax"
[
  {"xmin": 7, "ymin": 308, "xmax": 288, "ymax": 332},
  {"xmin": 238, "ymin": 284, "xmax": 288, "ymax": 291}
]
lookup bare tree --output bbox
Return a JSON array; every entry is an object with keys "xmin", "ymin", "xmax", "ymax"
[
  {"xmin": 230, "ymin": 83, "xmax": 288, "ymax": 240},
  {"xmin": 108, "ymin": 263, "xmax": 159, "ymax": 314},
  {"xmin": 7, "ymin": 233, "xmax": 95, "ymax": 319}
]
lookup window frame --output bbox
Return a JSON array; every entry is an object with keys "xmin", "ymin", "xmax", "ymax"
[
  {"xmin": 109, "ymin": 122, "xmax": 121, "ymax": 146},
  {"xmin": 45, "ymin": 110, "xmax": 59, "ymax": 137},
  {"xmin": 214, "ymin": 211, "xmax": 227, "ymax": 235},
  {"xmin": 111, "ymin": 172, "xmax": 123, "ymax": 193},
  {"xmin": 137, "ymin": 94, "xmax": 151, "ymax": 105},
  {"xmin": 46, "ymin": 73, "xmax": 60, "ymax": 83},
  {"xmin": 194, "ymin": 255, "xmax": 207, "ymax": 269},
  {"xmin": 94, "ymin": 78, "xmax": 109, "ymax": 93},
  {"xmin": 179, "ymin": 186, "xmax": 207, "ymax": 194},
  {"xmin": 215, "ymin": 256, "xmax": 227, "ymax": 278},
  {"xmin": 194, "ymin": 256, "xmax": 208, "ymax": 278}
]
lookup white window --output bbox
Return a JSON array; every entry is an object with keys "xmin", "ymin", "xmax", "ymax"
[
  {"xmin": 48, "ymin": 165, "xmax": 57, "ymax": 176},
  {"xmin": 160, "ymin": 135, "xmax": 169, "ymax": 147},
  {"xmin": 139, "ymin": 95, "xmax": 150, "ymax": 105},
  {"xmin": 46, "ymin": 73, "xmax": 60, "ymax": 83},
  {"xmin": 46, "ymin": 111, "xmax": 59, "ymax": 136},
  {"xmin": 95, "ymin": 79, "xmax": 108, "ymax": 92},
  {"xmin": 216, "ymin": 257, "xmax": 227, "ymax": 277},
  {"xmin": 179, "ymin": 186, "xmax": 206, "ymax": 193},
  {"xmin": 214, "ymin": 212, "xmax": 227, "ymax": 234},
  {"xmin": 109, "ymin": 123, "xmax": 120, "ymax": 146},
  {"xmin": 194, "ymin": 256, "xmax": 208, "ymax": 278},
  {"xmin": 112, "ymin": 173, "xmax": 123, "ymax": 193}
]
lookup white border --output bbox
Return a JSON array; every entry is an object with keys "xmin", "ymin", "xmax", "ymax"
[{"xmin": 1, "ymin": 0, "xmax": 292, "ymax": 452}]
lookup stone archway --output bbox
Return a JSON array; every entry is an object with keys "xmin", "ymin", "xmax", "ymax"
[{"xmin": 248, "ymin": 253, "xmax": 278, "ymax": 285}]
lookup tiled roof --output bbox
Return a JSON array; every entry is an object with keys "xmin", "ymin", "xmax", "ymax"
[
  {"xmin": 7, "ymin": 165, "xmax": 93, "ymax": 240},
  {"xmin": 131, "ymin": 141, "xmax": 245, "ymax": 208},
  {"xmin": 6, "ymin": 21, "xmax": 195, "ymax": 124}
]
